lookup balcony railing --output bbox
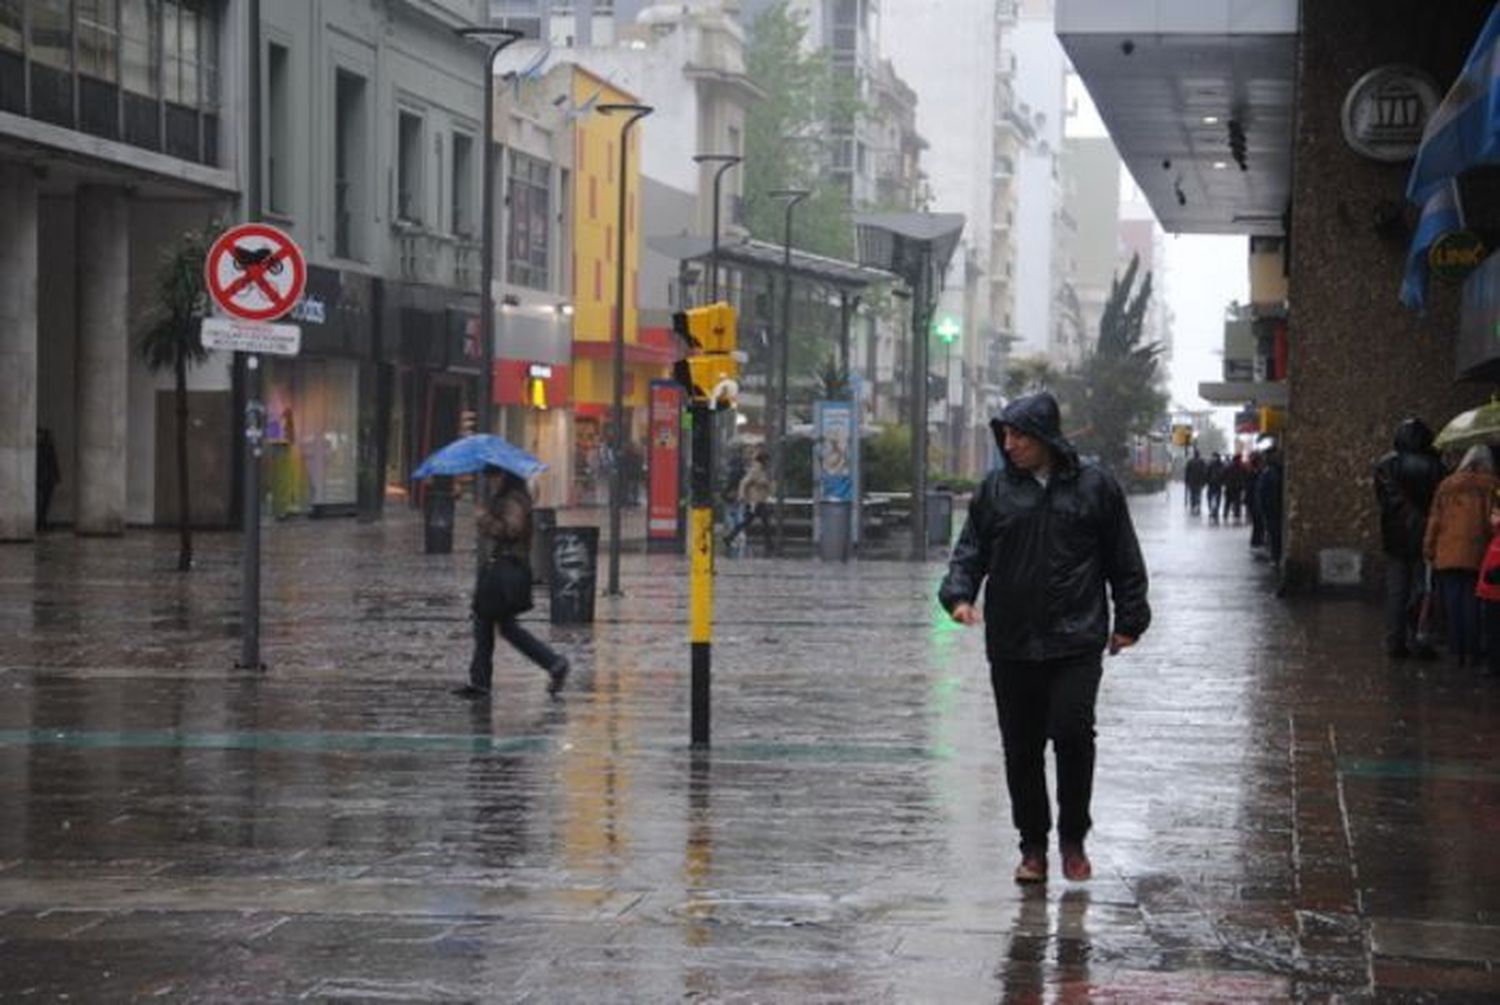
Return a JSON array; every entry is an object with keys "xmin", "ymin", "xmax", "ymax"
[{"xmin": 394, "ymin": 223, "xmax": 482, "ymax": 291}]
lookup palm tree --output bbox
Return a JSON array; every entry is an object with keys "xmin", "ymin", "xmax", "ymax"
[{"xmin": 139, "ymin": 223, "xmax": 217, "ymax": 571}]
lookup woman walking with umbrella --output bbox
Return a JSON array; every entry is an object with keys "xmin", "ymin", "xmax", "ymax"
[
  {"xmin": 412, "ymin": 434, "xmax": 570, "ymax": 699},
  {"xmin": 453, "ymin": 465, "xmax": 570, "ymax": 699}
]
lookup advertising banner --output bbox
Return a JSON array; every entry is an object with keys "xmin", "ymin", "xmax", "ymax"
[
  {"xmin": 813, "ymin": 400, "xmax": 860, "ymax": 545},
  {"xmin": 647, "ymin": 380, "xmax": 684, "ymax": 549}
]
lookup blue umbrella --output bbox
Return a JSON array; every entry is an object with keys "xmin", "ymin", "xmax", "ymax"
[{"xmin": 412, "ymin": 434, "xmax": 547, "ymax": 480}]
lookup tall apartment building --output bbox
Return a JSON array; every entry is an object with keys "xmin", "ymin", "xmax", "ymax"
[{"xmin": 1058, "ymin": 134, "xmax": 1120, "ymax": 367}]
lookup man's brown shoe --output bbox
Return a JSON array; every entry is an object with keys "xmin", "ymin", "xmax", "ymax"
[
  {"xmin": 1061, "ymin": 843, "xmax": 1092, "ymax": 882},
  {"xmin": 1013, "ymin": 851, "xmax": 1047, "ymax": 884}
]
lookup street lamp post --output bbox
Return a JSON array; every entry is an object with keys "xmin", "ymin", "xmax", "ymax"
[
  {"xmin": 768, "ymin": 188, "xmax": 810, "ymax": 556},
  {"xmin": 456, "ymin": 27, "xmax": 523, "ymax": 436},
  {"xmin": 599, "ymin": 103, "xmax": 653, "ymax": 597},
  {"xmin": 691, "ymin": 154, "xmax": 743, "ymax": 303}
]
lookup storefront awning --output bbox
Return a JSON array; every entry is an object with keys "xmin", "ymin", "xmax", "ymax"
[
  {"xmin": 1198, "ymin": 380, "xmax": 1288, "ymax": 407},
  {"xmin": 1056, "ymin": 0, "xmax": 1297, "ymax": 235}
]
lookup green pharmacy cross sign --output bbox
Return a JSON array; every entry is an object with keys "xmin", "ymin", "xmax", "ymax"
[{"xmin": 933, "ymin": 315, "xmax": 961, "ymax": 344}]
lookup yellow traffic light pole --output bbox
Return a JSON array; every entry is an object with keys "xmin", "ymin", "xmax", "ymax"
[{"xmin": 673, "ymin": 302, "xmax": 740, "ymax": 748}]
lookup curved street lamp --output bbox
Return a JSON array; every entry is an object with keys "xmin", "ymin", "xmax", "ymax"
[
  {"xmin": 691, "ymin": 153, "xmax": 743, "ymax": 303},
  {"xmin": 455, "ymin": 26, "xmax": 524, "ymax": 436},
  {"xmin": 598, "ymin": 103, "xmax": 654, "ymax": 597},
  {"xmin": 768, "ymin": 188, "xmax": 810, "ymax": 556}
]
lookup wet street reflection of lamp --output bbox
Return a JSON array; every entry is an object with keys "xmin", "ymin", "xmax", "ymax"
[
  {"xmin": 691, "ymin": 153, "xmax": 743, "ymax": 302},
  {"xmin": 768, "ymin": 189, "xmax": 810, "ymax": 556},
  {"xmin": 598, "ymin": 103, "xmax": 653, "ymax": 597},
  {"xmin": 455, "ymin": 26, "xmax": 524, "ymax": 435}
]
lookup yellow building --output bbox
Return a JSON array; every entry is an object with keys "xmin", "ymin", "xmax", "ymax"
[{"xmin": 567, "ymin": 68, "xmax": 674, "ymax": 502}]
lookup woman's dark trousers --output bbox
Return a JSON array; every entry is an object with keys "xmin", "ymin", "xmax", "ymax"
[
  {"xmin": 989, "ymin": 653, "xmax": 1104, "ymax": 854},
  {"xmin": 1436, "ymin": 568, "xmax": 1480, "ymax": 661},
  {"xmin": 469, "ymin": 612, "xmax": 559, "ymax": 691}
]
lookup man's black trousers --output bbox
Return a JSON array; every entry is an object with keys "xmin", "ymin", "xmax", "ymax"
[{"xmin": 989, "ymin": 652, "xmax": 1104, "ymax": 853}]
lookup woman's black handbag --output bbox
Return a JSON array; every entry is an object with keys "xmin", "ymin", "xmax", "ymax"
[{"xmin": 475, "ymin": 556, "xmax": 534, "ymax": 618}]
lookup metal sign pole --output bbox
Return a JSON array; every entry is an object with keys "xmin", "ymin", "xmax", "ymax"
[{"xmin": 239, "ymin": 353, "xmax": 265, "ymax": 670}]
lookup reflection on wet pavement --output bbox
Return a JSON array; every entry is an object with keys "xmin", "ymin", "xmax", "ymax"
[{"xmin": 2, "ymin": 490, "xmax": 1499, "ymax": 1000}]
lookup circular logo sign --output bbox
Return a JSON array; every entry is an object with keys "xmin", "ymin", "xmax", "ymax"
[
  {"xmin": 205, "ymin": 223, "xmax": 307, "ymax": 322},
  {"xmin": 1341, "ymin": 65, "xmax": 1440, "ymax": 163},
  {"xmin": 1429, "ymin": 230, "xmax": 1488, "ymax": 282}
]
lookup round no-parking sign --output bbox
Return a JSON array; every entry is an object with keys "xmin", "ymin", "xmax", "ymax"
[{"xmin": 204, "ymin": 223, "xmax": 307, "ymax": 322}]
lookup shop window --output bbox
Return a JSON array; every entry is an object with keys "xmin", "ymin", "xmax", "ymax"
[
  {"xmin": 507, "ymin": 149, "xmax": 551, "ymax": 289},
  {"xmin": 451, "ymin": 131, "xmax": 474, "ymax": 236},
  {"xmin": 397, "ymin": 110, "xmax": 423, "ymax": 224},
  {"xmin": 267, "ymin": 42, "xmax": 290, "ymax": 214}
]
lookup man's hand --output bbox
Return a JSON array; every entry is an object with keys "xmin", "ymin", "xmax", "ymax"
[
  {"xmin": 951, "ymin": 603, "xmax": 981, "ymax": 626},
  {"xmin": 1108, "ymin": 633, "xmax": 1136, "ymax": 655}
]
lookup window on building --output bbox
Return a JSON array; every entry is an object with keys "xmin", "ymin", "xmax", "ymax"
[
  {"xmin": 0, "ymin": 1, "xmax": 21, "ymax": 53},
  {"xmin": 31, "ymin": 0, "xmax": 70, "ymax": 68},
  {"xmin": 78, "ymin": 0, "xmax": 120, "ymax": 80},
  {"xmin": 451, "ymin": 131, "xmax": 474, "ymax": 236},
  {"xmin": 507, "ymin": 150, "xmax": 550, "ymax": 289},
  {"xmin": 397, "ymin": 111, "xmax": 423, "ymax": 223},
  {"xmin": 334, "ymin": 69, "xmax": 368, "ymax": 259},
  {"xmin": 121, "ymin": 0, "xmax": 159, "ymax": 97},
  {"xmin": 267, "ymin": 42, "xmax": 290, "ymax": 214}
]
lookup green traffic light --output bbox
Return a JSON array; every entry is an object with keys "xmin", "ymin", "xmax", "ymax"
[{"xmin": 934, "ymin": 315, "xmax": 961, "ymax": 344}]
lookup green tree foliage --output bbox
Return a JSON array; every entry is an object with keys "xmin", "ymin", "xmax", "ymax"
[
  {"xmin": 1073, "ymin": 253, "xmax": 1167, "ymax": 472},
  {"xmin": 139, "ymin": 222, "xmax": 217, "ymax": 571},
  {"xmin": 743, "ymin": 1, "xmax": 860, "ymax": 260}
]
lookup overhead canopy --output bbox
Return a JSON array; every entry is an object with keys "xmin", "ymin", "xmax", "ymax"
[
  {"xmin": 1056, "ymin": 0, "xmax": 1297, "ymax": 235},
  {"xmin": 647, "ymin": 234, "xmax": 894, "ymax": 290},
  {"xmin": 852, "ymin": 212, "xmax": 966, "ymax": 281}
]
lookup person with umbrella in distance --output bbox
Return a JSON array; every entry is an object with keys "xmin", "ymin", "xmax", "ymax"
[{"xmin": 413, "ymin": 435, "xmax": 570, "ymax": 699}]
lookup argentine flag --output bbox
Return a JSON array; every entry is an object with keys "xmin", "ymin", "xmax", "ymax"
[
  {"xmin": 1406, "ymin": 6, "xmax": 1500, "ymax": 206},
  {"xmin": 1400, "ymin": 179, "xmax": 1464, "ymax": 311}
]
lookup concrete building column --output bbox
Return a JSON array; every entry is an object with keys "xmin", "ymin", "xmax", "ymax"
[
  {"xmin": 0, "ymin": 164, "xmax": 39, "ymax": 542},
  {"xmin": 74, "ymin": 185, "xmax": 131, "ymax": 536}
]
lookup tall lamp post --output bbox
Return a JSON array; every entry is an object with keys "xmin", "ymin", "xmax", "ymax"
[
  {"xmin": 691, "ymin": 153, "xmax": 742, "ymax": 303},
  {"xmin": 768, "ymin": 188, "xmax": 810, "ymax": 556},
  {"xmin": 599, "ymin": 103, "xmax": 653, "ymax": 597},
  {"xmin": 456, "ymin": 27, "xmax": 524, "ymax": 436}
]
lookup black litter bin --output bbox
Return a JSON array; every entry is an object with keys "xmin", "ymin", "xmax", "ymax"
[
  {"xmin": 547, "ymin": 525, "xmax": 598, "ymax": 624},
  {"xmin": 531, "ymin": 506, "xmax": 557, "ymax": 585},
  {"xmin": 926, "ymin": 491, "xmax": 954, "ymax": 548},
  {"xmin": 423, "ymin": 478, "xmax": 455, "ymax": 554}
]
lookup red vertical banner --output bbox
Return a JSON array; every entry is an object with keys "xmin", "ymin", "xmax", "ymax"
[{"xmin": 647, "ymin": 380, "xmax": 684, "ymax": 549}]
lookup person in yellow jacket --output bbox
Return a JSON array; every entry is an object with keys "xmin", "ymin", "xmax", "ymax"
[{"xmin": 1424, "ymin": 446, "xmax": 1500, "ymax": 665}]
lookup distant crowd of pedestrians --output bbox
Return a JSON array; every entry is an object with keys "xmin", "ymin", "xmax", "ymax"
[{"xmin": 1182, "ymin": 445, "xmax": 1284, "ymax": 562}]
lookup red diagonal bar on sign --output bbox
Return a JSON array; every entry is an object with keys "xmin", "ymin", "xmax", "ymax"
[{"xmin": 221, "ymin": 245, "xmax": 292, "ymax": 302}]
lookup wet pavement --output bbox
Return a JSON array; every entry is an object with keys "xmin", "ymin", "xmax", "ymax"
[{"xmin": 2, "ymin": 490, "xmax": 1499, "ymax": 1002}]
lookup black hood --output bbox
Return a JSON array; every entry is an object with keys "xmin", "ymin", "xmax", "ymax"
[
  {"xmin": 1392, "ymin": 418, "xmax": 1435, "ymax": 454},
  {"xmin": 991, "ymin": 392, "xmax": 1079, "ymax": 472}
]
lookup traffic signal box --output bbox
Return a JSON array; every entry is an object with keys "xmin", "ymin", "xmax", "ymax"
[{"xmin": 673, "ymin": 302, "xmax": 740, "ymax": 407}]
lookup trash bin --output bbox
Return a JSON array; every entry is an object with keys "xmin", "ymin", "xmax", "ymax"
[
  {"xmin": 547, "ymin": 525, "xmax": 598, "ymax": 624},
  {"xmin": 423, "ymin": 478, "xmax": 455, "ymax": 554},
  {"xmin": 817, "ymin": 499, "xmax": 852, "ymax": 562},
  {"xmin": 926, "ymin": 491, "xmax": 954, "ymax": 548},
  {"xmin": 531, "ymin": 506, "xmax": 557, "ymax": 585}
]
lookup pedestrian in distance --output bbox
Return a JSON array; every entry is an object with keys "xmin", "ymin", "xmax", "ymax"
[
  {"xmin": 1474, "ymin": 486, "xmax": 1500, "ymax": 676},
  {"xmin": 1205, "ymin": 453, "xmax": 1226, "ymax": 521},
  {"xmin": 1184, "ymin": 449, "xmax": 1206, "ymax": 515},
  {"xmin": 1374, "ymin": 418, "xmax": 1445, "ymax": 658},
  {"xmin": 35, "ymin": 427, "xmax": 60, "ymax": 532},
  {"xmin": 1424, "ymin": 445, "xmax": 1498, "ymax": 667},
  {"xmin": 454, "ymin": 467, "xmax": 569, "ymax": 700},
  {"xmin": 939, "ymin": 392, "xmax": 1151, "ymax": 885},
  {"xmin": 722, "ymin": 449, "xmax": 773, "ymax": 555}
]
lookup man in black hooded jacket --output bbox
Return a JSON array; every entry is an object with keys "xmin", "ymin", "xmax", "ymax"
[
  {"xmin": 939, "ymin": 392, "xmax": 1150, "ymax": 885},
  {"xmin": 1373, "ymin": 418, "xmax": 1445, "ymax": 657}
]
